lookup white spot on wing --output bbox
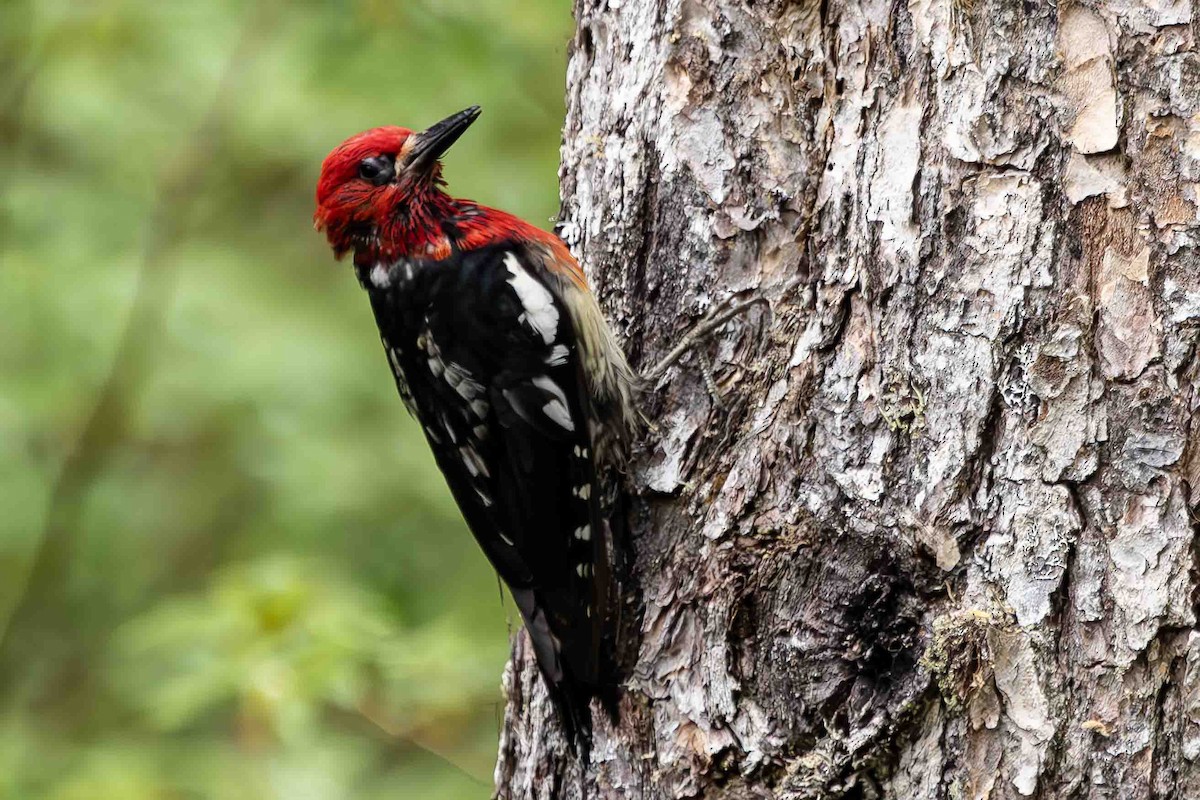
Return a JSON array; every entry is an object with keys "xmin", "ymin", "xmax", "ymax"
[
  {"xmin": 440, "ymin": 413, "xmax": 459, "ymax": 444},
  {"xmin": 370, "ymin": 263, "xmax": 391, "ymax": 288},
  {"xmin": 444, "ymin": 361, "xmax": 483, "ymax": 401},
  {"xmin": 385, "ymin": 346, "xmax": 418, "ymax": 416},
  {"xmin": 545, "ymin": 344, "xmax": 570, "ymax": 366},
  {"xmin": 574, "ymin": 525, "xmax": 591, "ymax": 541},
  {"xmin": 459, "ymin": 445, "xmax": 490, "ymax": 478},
  {"xmin": 504, "ymin": 253, "xmax": 559, "ymax": 344},
  {"xmin": 531, "ymin": 375, "xmax": 575, "ymax": 432}
]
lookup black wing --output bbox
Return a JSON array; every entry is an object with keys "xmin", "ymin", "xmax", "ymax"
[{"xmin": 363, "ymin": 243, "xmax": 611, "ymax": 730}]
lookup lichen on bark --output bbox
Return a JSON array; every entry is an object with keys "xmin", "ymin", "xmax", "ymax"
[{"xmin": 497, "ymin": 1, "xmax": 1200, "ymax": 798}]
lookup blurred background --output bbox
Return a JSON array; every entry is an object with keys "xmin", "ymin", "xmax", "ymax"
[{"xmin": 0, "ymin": 1, "xmax": 572, "ymax": 797}]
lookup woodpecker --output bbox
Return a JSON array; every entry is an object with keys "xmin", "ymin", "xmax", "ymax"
[{"xmin": 314, "ymin": 107, "xmax": 636, "ymax": 742}]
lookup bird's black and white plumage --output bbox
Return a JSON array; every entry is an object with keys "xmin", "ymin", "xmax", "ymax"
[
  {"xmin": 315, "ymin": 110, "xmax": 637, "ymax": 746},
  {"xmin": 356, "ymin": 240, "xmax": 634, "ymax": 740}
]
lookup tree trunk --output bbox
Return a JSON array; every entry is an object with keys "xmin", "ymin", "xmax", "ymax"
[{"xmin": 496, "ymin": 0, "xmax": 1200, "ymax": 797}]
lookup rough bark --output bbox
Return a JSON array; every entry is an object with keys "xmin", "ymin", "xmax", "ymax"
[{"xmin": 496, "ymin": 0, "xmax": 1200, "ymax": 798}]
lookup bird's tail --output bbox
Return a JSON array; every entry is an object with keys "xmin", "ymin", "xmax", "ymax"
[{"xmin": 511, "ymin": 589, "xmax": 597, "ymax": 757}]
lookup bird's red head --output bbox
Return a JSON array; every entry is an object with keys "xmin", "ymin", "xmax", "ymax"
[{"xmin": 314, "ymin": 106, "xmax": 481, "ymax": 262}]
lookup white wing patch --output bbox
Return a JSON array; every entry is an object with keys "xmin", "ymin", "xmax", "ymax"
[
  {"xmin": 531, "ymin": 375, "xmax": 575, "ymax": 432},
  {"xmin": 385, "ymin": 343, "xmax": 419, "ymax": 417},
  {"xmin": 443, "ymin": 360, "xmax": 484, "ymax": 402},
  {"xmin": 439, "ymin": 411, "xmax": 459, "ymax": 444},
  {"xmin": 504, "ymin": 253, "xmax": 559, "ymax": 345},
  {"xmin": 370, "ymin": 263, "xmax": 391, "ymax": 288},
  {"xmin": 545, "ymin": 343, "xmax": 570, "ymax": 366},
  {"xmin": 459, "ymin": 444, "xmax": 490, "ymax": 478},
  {"xmin": 422, "ymin": 324, "xmax": 486, "ymax": 412}
]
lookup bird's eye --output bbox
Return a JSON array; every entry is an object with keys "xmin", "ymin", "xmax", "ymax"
[{"xmin": 357, "ymin": 155, "xmax": 396, "ymax": 186}]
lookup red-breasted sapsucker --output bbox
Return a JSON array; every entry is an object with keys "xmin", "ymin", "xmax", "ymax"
[{"xmin": 314, "ymin": 107, "xmax": 635, "ymax": 742}]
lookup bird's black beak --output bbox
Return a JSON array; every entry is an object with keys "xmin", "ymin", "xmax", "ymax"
[{"xmin": 404, "ymin": 106, "xmax": 481, "ymax": 175}]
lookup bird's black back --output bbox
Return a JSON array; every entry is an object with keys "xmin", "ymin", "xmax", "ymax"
[{"xmin": 358, "ymin": 242, "xmax": 613, "ymax": 738}]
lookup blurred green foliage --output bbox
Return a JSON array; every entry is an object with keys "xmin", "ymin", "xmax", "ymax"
[{"xmin": 0, "ymin": 0, "xmax": 573, "ymax": 796}]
